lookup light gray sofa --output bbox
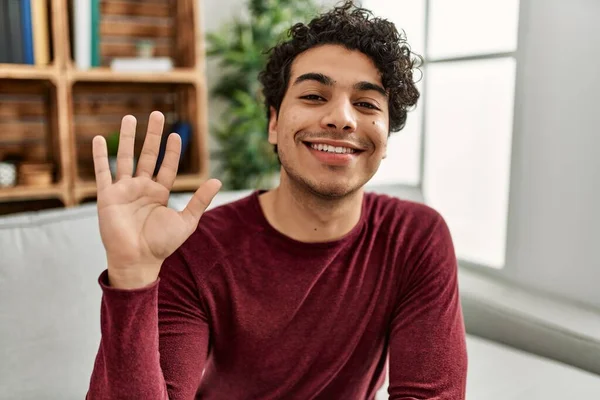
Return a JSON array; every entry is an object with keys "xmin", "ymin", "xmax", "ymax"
[{"xmin": 1, "ymin": 190, "xmax": 600, "ymax": 399}]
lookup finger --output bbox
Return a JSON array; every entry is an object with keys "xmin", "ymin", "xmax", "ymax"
[
  {"xmin": 116, "ymin": 115, "xmax": 137, "ymax": 180},
  {"xmin": 92, "ymin": 135, "xmax": 112, "ymax": 191},
  {"xmin": 136, "ymin": 111, "xmax": 165, "ymax": 178},
  {"xmin": 155, "ymin": 133, "xmax": 181, "ymax": 190},
  {"xmin": 180, "ymin": 179, "xmax": 222, "ymax": 230}
]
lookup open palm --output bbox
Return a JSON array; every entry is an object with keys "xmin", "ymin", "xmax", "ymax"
[{"xmin": 92, "ymin": 111, "xmax": 221, "ymax": 289}]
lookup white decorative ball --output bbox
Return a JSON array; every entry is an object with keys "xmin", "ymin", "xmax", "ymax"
[{"xmin": 0, "ymin": 162, "xmax": 17, "ymax": 187}]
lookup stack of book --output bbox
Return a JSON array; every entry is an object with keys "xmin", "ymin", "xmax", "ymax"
[{"xmin": 0, "ymin": 0, "xmax": 51, "ymax": 65}]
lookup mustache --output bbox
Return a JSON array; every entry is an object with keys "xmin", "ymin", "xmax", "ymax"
[{"xmin": 297, "ymin": 131, "xmax": 372, "ymax": 150}]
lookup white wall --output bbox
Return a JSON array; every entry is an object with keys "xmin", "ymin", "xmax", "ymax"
[
  {"xmin": 199, "ymin": 0, "xmax": 246, "ymax": 176},
  {"xmin": 500, "ymin": 0, "xmax": 600, "ymax": 309}
]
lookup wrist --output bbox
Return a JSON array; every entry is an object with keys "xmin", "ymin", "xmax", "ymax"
[{"xmin": 107, "ymin": 265, "xmax": 160, "ymax": 290}]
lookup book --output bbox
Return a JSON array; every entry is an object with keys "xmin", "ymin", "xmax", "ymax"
[
  {"xmin": 7, "ymin": 0, "xmax": 24, "ymax": 64},
  {"xmin": 31, "ymin": 0, "xmax": 50, "ymax": 65},
  {"xmin": 21, "ymin": 0, "xmax": 34, "ymax": 65},
  {"xmin": 90, "ymin": 0, "xmax": 100, "ymax": 67},
  {"xmin": 73, "ymin": 0, "xmax": 91, "ymax": 69},
  {"xmin": 110, "ymin": 57, "xmax": 174, "ymax": 72},
  {"xmin": 0, "ymin": 1, "xmax": 9, "ymax": 63}
]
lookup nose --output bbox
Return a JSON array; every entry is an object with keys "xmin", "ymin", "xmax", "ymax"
[{"xmin": 320, "ymin": 98, "xmax": 357, "ymax": 133}]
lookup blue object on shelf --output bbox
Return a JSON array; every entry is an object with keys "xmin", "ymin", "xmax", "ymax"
[{"xmin": 154, "ymin": 121, "xmax": 192, "ymax": 175}]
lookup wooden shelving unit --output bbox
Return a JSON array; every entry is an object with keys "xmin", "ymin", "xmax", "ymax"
[{"xmin": 0, "ymin": 0, "xmax": 209, "ymax": 215}]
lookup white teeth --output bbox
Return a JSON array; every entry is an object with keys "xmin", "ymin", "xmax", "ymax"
[{"xmin": 310, "ymin": 143, "xmax": 355, "ymax": 154}]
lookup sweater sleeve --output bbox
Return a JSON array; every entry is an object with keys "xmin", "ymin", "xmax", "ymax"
[
  {"xmin": 86, "ymin": 249, "xmax": 210, "ymax": 400},
  {"xmin": 387, "ymin": 214, "xmax": 468, "ymax": 400}
]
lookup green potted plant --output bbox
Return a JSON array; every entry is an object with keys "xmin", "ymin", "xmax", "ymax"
[
  {"xmin": 206, "ymin": 0, "xmax": 322, "ymax": 190},
  {"xmin": 106, "ymin": 131, "xmax": 137, "ymax": 178}
]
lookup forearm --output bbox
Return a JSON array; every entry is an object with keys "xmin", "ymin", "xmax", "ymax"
[
  {"xmin": 87, "ymin": 270, "xmax": 169, "ymax": 399},
  {"xmin": 388, "ymin": 308, "xmax": 467, "ymax": 400}
]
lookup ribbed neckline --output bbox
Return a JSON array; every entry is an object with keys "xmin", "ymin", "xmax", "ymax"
[{"xmin": 247, "ymin": 189, "xmax": 369, "ymax": 253}]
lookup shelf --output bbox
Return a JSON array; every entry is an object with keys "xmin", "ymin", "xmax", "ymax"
[
  {"xmin": 74, "ymin": 174, "xmax": 205, "ymax": 201},
  {"xmin": 0, "ymin": 0, "xmax": 207, "ymax": 216},
  {"xmin": 172, "ymin": 174, "xmax": 204, "ymax": 191},
  {"xmin": 67, "ymin": 67, "xmax": 199, "ymax": 84},
  {"xmin": 0, "ymin": 64, "xmax": 58, "ymax": 81},
  {"xmin": 73, "ymin": 181, "xmax": 97, "ymax": 201},
  {"xmin": 0, "ymin": 183, "xmax": 66, "ymax": 202}
]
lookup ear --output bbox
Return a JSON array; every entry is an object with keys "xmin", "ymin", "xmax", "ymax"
[{"xmin": 268, "ymin": 106, "xmax": 278, "ymax": 145}]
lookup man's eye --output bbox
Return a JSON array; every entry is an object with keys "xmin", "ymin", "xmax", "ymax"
[
  {"xmin": 356, "ymin": 102, "xmax": 379, "ymax": 110},
  {"xmin": 301, "ymin": 95, "xmax": 325, "ymax": 101}
]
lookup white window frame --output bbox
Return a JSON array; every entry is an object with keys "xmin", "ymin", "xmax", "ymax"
[{"xmin": 369, "ymin": 0, "xmax": 522, "ymax": 272}]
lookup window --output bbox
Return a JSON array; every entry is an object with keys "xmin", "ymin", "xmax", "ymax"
[{"xmin": 364, "ymin": 0, "xmax": 521, "ymax": 268}]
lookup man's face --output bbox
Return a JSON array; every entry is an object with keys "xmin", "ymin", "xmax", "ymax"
[{"xmin": 268, "ymin": 44, "xmax": 389, "ymax": 199}]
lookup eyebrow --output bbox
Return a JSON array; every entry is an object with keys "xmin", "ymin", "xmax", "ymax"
[{"xmin": 293, "ymin": 72, "xmax": 388, "ymax": 98}]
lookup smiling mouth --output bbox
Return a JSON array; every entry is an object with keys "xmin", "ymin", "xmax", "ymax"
[{"xmin": 303, "ymin": 142, "xmax": 364, "ymax": 155}]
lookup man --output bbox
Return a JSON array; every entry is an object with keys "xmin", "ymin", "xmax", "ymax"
[{"xmin": 86, "ymin": 1, "xmax": 467, "ymax": 399}]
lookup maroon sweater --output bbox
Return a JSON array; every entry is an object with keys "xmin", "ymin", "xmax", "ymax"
[{"xmin": 87, "ymin": 191, "xmax": 467, "ymax": 399}]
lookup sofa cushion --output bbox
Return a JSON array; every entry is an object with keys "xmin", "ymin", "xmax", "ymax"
[
  {"xmin": 463, "ymin": 335, "xmax": 600, "ymax": 399},
  {"xmin": 459, "ymin": 267, "xmax": 600, "ymax": 375},
  {"xmin": 0, "ymin": 203, "xmax": 105, "ymax": 399}
]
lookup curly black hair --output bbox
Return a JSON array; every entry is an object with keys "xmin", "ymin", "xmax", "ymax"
[{"xmin": 258, "ymin": 0, "xmax": 422, "ymax": 141}]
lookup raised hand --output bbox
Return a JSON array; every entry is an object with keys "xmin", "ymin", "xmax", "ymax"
[{"xmin": 92, "ymin": 111, "xmax": 221, "ymax": 289}]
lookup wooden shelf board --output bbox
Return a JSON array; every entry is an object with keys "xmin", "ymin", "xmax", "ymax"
[
  {"xmin": 172, "ymin": 174, "xmax": 204, "ymax": 191},
  {"xmin": 73, "ymin": 181, "xmax": 98, "ymax": 200},
  {"xmin": 0, "ymin": 64, "xmax": 58, "ymax": 81},
  {"xmin": 74, "ymin": 174, "xmax": 204, "ymax": 201},
  {"xmin": 0, "ymin": 183, "xmax": 66, "ymax": 202},
  {"xmin": 69, "ymin": 67, "xmax": 199, "ymax": 84}
]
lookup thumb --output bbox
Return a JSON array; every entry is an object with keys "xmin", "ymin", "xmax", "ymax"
[{"xmin": 180, "ymin": 178, "xmax": 222, "ymax": 230}]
